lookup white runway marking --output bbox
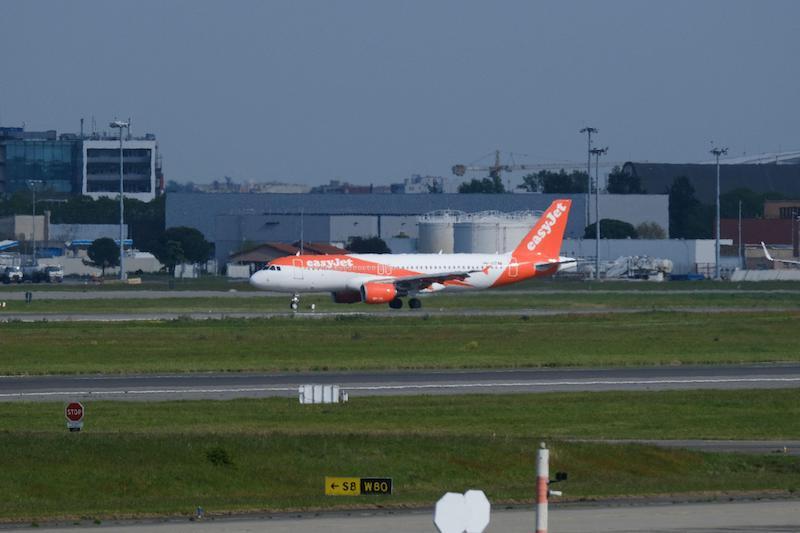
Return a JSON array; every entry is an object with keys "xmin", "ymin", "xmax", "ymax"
[
  {"xmin": 0, "ymin": 386, "xmax": 297, "ymax": 398},
  {"xmin": 347, "ymin": 376, "xmax": 800, "ymax": 390},
  {"xmin": 1, "ymin": 376, "xmax": 798, "ymax": 399}
]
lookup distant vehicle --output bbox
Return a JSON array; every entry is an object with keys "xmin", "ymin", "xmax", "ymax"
[
  {"xmin": 250, "ymin": 199, "xmax": 575, "ymax": 309},
  {"xmin": 2, "ymin": 266, "xmax": 23, "ymax": 284},
  {"xmin": 761, "ymin": 242, "xmax": 800, "ymax": 267},
  {"xmin": 43, "ymin": 265, "xmax": 64, "ymax": 283}
]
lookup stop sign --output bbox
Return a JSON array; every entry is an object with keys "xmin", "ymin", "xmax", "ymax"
[{"xmin": 65, "ymin": 402, "xmax": 84, "ymax": 422}]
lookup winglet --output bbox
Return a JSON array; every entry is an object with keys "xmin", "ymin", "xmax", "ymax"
[{"xmin": 761, "ymin": 242, "xmax": 774, "ymax": 261}]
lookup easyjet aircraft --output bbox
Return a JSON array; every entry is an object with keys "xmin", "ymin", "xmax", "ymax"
[{"xmin": 250, "ymin": 199, "xmax": 575, "ymax": 309}]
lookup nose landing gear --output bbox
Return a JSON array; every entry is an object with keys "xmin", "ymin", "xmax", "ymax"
[{"xmin": 290, "ymin": 294, "xmax": 300, "ymax": 311}]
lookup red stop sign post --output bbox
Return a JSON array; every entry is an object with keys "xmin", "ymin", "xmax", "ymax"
[{"xmin": 65, "ymin": 402, "xmax": 84, "ymax": 432}]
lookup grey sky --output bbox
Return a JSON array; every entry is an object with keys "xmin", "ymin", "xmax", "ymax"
[{"xmin": 1, "ymin": 1, "xmax": 798, "ymax": 185}]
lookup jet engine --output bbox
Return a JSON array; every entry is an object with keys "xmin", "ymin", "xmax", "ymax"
[{"xmin": 360, "ymin": 282, "xmax": 397, "ymax": 304}]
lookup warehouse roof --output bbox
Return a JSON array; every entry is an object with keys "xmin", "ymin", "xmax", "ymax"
[
  {"xmin": 622, "ymin": 162, "xmax": 800, "ymax": 202},
  {"xmin": 167, "ymin": 192, "xmax": 592, "ymax": 239}
]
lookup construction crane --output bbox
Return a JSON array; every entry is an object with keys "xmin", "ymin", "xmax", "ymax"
[
  {"xmin": 452, "ymin": 150, "xmax": 536, "ymax": 180},
  {"xmin": 453, "ymin": 149, "xmax": 621, "ymax": 191},
  {"xmin": 452, "ymin": 150, "xmax": 586, "ymax": 181}
]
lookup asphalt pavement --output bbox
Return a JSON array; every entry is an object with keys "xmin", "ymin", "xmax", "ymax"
[
  {"xmin": 2, "ymin": 364, "xmax": 799, "ymax": 402},
  {"xmin": 1, "ymin": 287, "xmax": 800, "ymax": 300},
  {"xmin": 6, "ymin": 499, "xmax": 799, "ymax": 532}
]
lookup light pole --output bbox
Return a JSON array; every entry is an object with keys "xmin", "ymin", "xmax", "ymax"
[
  {"xmin": 27, "ymin": 180, "xmax": 43, "ymax": 265},
  {"xmin": 710, "ymin": 146, "xmax": 727, "ymax": 280},
  {"xmin": 580, "ymin": 127, "xmax": 597, "ymax": 225},
  {"xmin": 738, "ymin": 200, "xmax": 743, "ymax": 269},
  {"xmin": 110, "ymin": 119, "xmax": 130, "ymax": 281},
  {"xmin": 590, "ymin": 147, "xmax": 608, "ymax": 280}
]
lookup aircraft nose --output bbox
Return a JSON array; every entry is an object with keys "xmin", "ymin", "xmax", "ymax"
[{"xmin": 249, "ymin": 270, "xmax": 269, "ymax": 288}]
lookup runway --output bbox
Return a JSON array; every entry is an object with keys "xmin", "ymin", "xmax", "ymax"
[
  {"xmin": 1, "ymin": 287, "xmax": 800, "ymax": 301},
  {"xmin": 7, "ymin": 499, "xmax": 800, "ymax": 532},
  {"xmin": 2, "ymin": 364, "xmax": 799, "ymax": 402}
]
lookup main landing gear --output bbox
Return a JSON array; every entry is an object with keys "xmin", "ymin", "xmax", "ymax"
[
  {"xmin": 389, "ymin": 297, "xmax": 422, "ymax": 310},
  {"xmin": 290, "ymin": 294, "xmax": 300, "ymax": 311}
]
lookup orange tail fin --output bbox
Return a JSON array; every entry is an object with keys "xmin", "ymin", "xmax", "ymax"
[{"xmin": 512, "ymin": 199, "xmax": 572, "ymax": 260}]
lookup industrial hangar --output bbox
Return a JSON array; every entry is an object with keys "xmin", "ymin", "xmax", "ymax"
[{"xmin": 622, "ymin": 151, "xmax": 800, "ymax": 203}]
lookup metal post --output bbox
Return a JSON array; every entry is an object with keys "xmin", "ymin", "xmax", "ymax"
[
  {"xmin": 27, "ymin": 180, "xmax": 42, "ymax": 264},
  {"xmin": 590, "ymin": 147, "xmax": 608, "ymax": 279},
  {"xmin": 710, "ymin": 147, "xmax": 727, "ymax": 280},
  {"xmin": 715, "ymin": 154, "xmax": 720, "ymax": 279},
  {"xmin": 535, "ymin": 442, "xmax": 549, "ymax": 533},
  {"xmin": 110, "ymin": 119, "xmax": 130, "ymax": 281},
  {"xmin": 738, "ymin": 200, "xmax": 743, "ymax": 269},
  {"xmin": 31, "ymin": 183, "xmax": 36, "ymax": 264},
  {"xmin": 119, "ymin": 126, "xmax": 125, "ymax": 280},
  {"xmin": 580, "ymin": 127, "xmax": 597, "ymax": 226},
  {"xmin": 595, "ymin": 153, "xmax": 599, "ymax": 278}
]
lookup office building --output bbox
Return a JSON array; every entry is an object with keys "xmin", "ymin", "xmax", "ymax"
[{"xmin": 0, "ymin": 125, "xmax": 163, "ymax": 201}]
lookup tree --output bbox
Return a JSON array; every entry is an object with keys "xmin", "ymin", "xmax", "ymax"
[
  {"xmin": 636, "ymin": 221, "xmax": 667, "ymax": 239},
  {"xmin": 152, "ymin": 226, "xmax": 213, "ymax": 274},
  {"xmin": 720, "ymin": 188, "xmax": 784, "ymax": 219},
  {"xmin": 156, "ymin": 240, "xmax": 186, "ymax": 274},
  {"xmin": 165, "ymin": 180, "xmax": 198, "ymax": 193},
  {"xmin": 606, "ymin": 165, "xmax": 644, "ymax": 194},
  {"xmin": 346, "ymin": 236, "xmax": 391, "ymax": 253},
  {"xmin": 458, "ymin": 175, "xmax": 505, "ymax": 193},
  {"xmin": 125, "ymin": 194, "xmax": 165, "ymax": 253},
  {"xmin": 583, "ymin": 219, "xmax": 638, "ymax": 239},
  {"xmin": 668, "ymin": 176, "xmax": 712, "ymax": 238},
  {"xmin": 518, "ymin": 170, "xmax": 588, "ymax": 193},
  {"xmin": 1, "ymin": 193, "xmax": 166, "ymax": 255},
  {"xmin": 86, "ymin": 237, "xmax": 119, "ymax": 277}
]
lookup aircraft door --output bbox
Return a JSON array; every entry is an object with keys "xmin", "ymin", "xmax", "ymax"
[
  {"xmin": 292, "ymin": 258, "xmax": 304, "ymax": 279},
  {"xmin": 509, "ymin": 259, "xmax": 518, "ymax": 278}
]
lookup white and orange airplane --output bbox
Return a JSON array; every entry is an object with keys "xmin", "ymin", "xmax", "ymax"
[{"xmin": 250, "ymin": 199, "xmax": 576, "ymax": 309}]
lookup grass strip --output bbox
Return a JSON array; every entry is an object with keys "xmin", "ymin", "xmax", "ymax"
[
  {"xmin": 0, "ymin": 312, "xmax": 798, "ymax": 374},
  {"xmin": 1, "ymin": 291, "xmax": 800, "ymax": 314},
  {"xmin": 1, "ymin": 434, "xmax": 798, "ymax": 521},
  {"xmin": 1, "ymin": 390, "xmax": 799, "ymax": 521},
  {"xmin": 2, "ymin": 389, "xmax": 800, "ymax": 439}
]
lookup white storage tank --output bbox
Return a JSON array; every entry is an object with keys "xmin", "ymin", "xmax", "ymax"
[
  {"xmin": 454, "ymin": 212, "xmax": 499, "ymax": 253},
  {"xmin": 500, "ymin": 211, "xmax": 540, "ymax": 252},
  {"xmin": 454, "ymin": 211, "xmax": 540, "ymax": 254},
  {"xmin": 417, "ymin": 211, "xmax": 462, "ymax": 253}
]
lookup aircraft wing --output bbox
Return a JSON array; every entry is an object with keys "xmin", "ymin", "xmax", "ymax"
[
  {"xmin": 762, "ymin": 242, "xmax": 800, "ymax": 265},
  {"xmin": 375, "ymin": 270, "xmax": 478, "ymax": 292}
]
